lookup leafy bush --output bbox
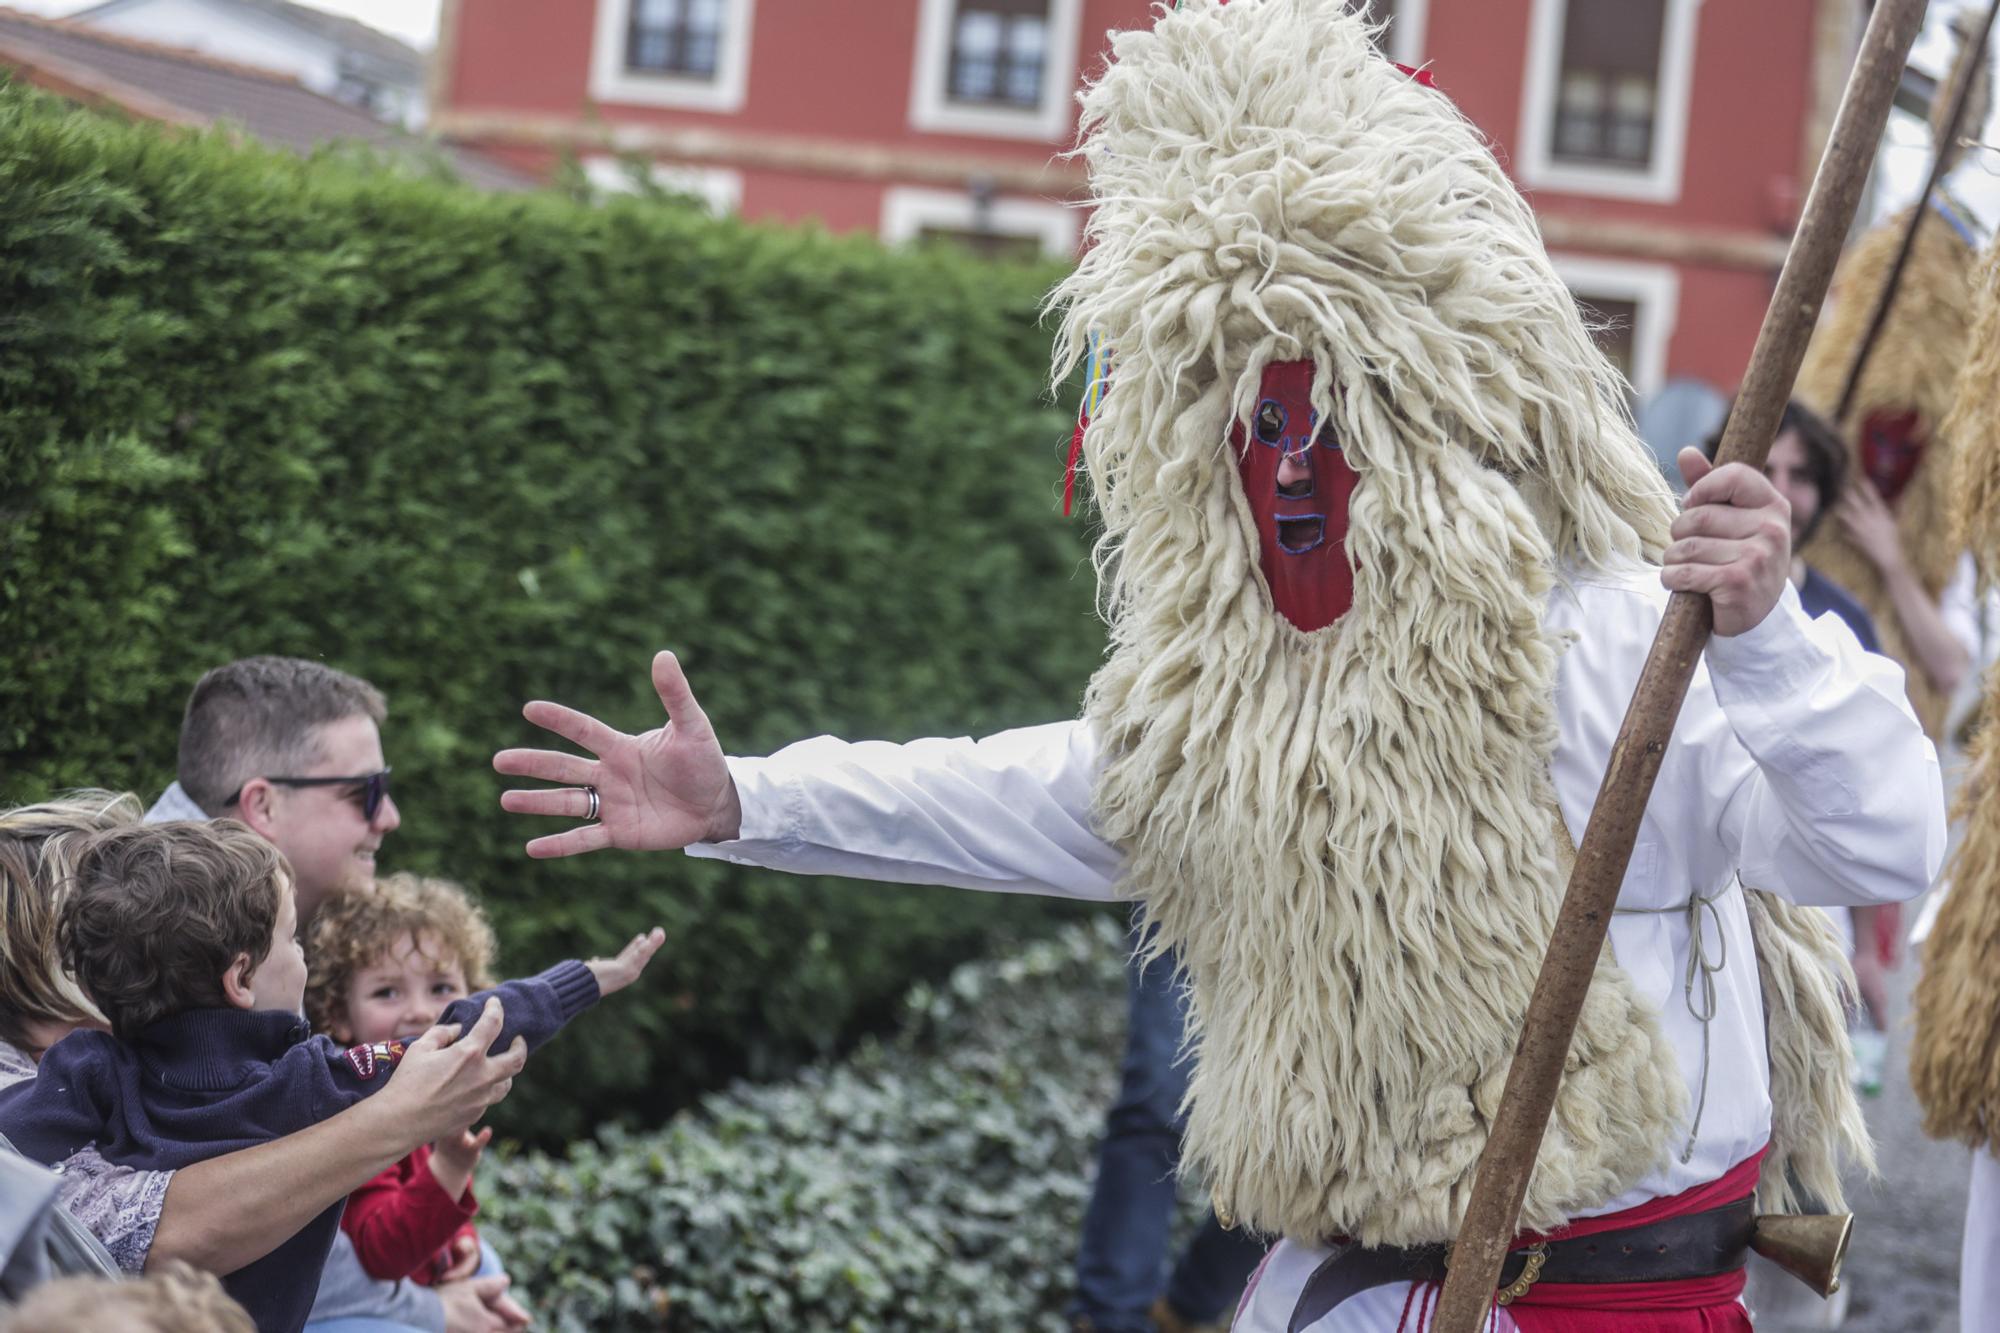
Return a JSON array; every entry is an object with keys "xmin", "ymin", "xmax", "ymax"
[
  {"xmin": 481, "ymin": 919, "xmax": 1217, "ymax": 1331},
  {"xmin": 0, "ymin": 82, "xmax": 1105, "ymax": 1140}
]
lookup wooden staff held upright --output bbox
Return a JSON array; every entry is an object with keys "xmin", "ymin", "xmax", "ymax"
[{"xmin": 1429, "ymin": 2, "xmax": 1932, "ymax": 1330}]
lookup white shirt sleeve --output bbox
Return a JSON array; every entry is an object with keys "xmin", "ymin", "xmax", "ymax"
[
  {"xmin": 689, "ymin": 573, "xmax": 1944, "ymax": 915},
  {"xmin": 1701, "ymin": 579, "xmax": 1947, "ymax": 907},
  {"xmin": 685, "ymin": 721, "xmax": 1124, "ymax": 901},
  {"xmin": 1939, "ymin": 551, "xmax": 1984, "ymax": 666}
]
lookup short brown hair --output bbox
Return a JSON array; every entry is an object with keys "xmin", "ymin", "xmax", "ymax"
[
  {"xmin": 0, "ymin": 1260, "xmax": 255, "ymax": 1333},
  {"xmin": 1702, "ymin": 398, "xmax": 1847, "ymax": 544},
  {"xmin": 305, "ymin": 873, "xmax": 498, "ymax": 1037},
  {"xmin": 177, "ymin": 657, "xmax": 388, "ymax": 814},
  {"xmin": 0, "ymin": 792, "xmax": 138, "ymax": 1055},
  {"xmin": 60, "ymin": 822, "xmax": 288, "ymax": 1040}
]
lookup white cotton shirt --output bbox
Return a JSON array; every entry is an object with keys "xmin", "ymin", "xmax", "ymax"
[
  {"xmin": 689, "ymin": 561, "xmax": 1946, "ymax": 1331},
  {"xmin": 1940, "ymin": 550, "xmax": 1993, "ymax": 670}
]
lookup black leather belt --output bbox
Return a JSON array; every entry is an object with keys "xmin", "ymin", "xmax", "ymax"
[{"xmin": 1287, "ymin": 1197, "xmax": 1755, "ymax": 1332}]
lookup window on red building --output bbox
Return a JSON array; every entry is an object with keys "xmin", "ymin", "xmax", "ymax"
[
  {"xmin": 624, "ymin": 0, "xmax": 725, "ymax": 79},
  {"xmin": 883, "ymin": 185, "xmax": 1080, "ymax": 257},
  {"xmin": 1345, "ymin": 0, "xmax": 1430, "ymax": 72},
  {"xmin": 1549, "ymin": 0, "xmax": 1667, "ymax": 168},
  {"xmin": 1572, "ymin": 293, "xmax": 1640, "ymax": 390},
  {"xmin": 946, "ymin": 0, "xmax": 1050, "ymax": 108},
  {"xmin": 1348, "ymin": 0, "xmax": 1396, "ymax": 50},
  {"xmin": 918, "ymin": 225, "xmax": 1045, "ymax": 260},
  {"xmin": 591, "ymin": 0, "xmax": 752, "ymax": 111},
  {"xmin": 1553, "ymin": 255, "xmax": 1679, "ymax": 400}
]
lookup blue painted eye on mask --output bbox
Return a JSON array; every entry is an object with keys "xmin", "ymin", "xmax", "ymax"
[{"xmin": 1253, "ymin": 399, "xmax": 1336, "ymax": 454}]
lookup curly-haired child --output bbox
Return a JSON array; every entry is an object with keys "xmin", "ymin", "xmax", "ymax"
[
  {"xmin": 0, "ymin": 821, "xmax": 663, "ymax": 1333},
  {"xmin": 303, "ymin": 874, "xmax": 520, "ymax": 1313}
]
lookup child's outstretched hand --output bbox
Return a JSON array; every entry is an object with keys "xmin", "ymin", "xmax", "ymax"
[
  {"xmin": 428, "ymin": 1123, "xmax": 492, "ymax": 1204},
  {"xmin": 585, "ymin": 927, "xmax": 665, "ymax": 997}
]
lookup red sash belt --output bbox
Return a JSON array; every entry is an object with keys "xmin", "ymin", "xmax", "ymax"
[{"xmin": 1394, "ymin": 1149, "xmax": 1766, "ymax": 1333}]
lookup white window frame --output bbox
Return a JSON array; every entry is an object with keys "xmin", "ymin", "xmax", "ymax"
[
  {"xmin": 581, "ymin": 156, "xmax": 743, "ymax": 214},
  {"xmin": 881, "ymin": 186, "xmax": 1080, "ymax": 256},
  {"xmin": 1362, "ymin": 0, "xmax": 1429, "ymax": 68},
  {"xmin": 1517, "ymin": 0, "xmax": 1701, "ymax": 204},
  {"xmin": 1550, "ymin": 254, "xmax": 1680, "ymax": 400},
  {"xmin": 589, "ymin": 0, "xmax": 756, "ymax": 113},
  {"xmin": 908, "ymin": 0, "xmax": 1085, "ymax": 142}
]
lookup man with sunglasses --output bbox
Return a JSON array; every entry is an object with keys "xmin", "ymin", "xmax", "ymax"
[
  {"xmin": 144, "ymin": 656, "xmax": 526, "ymax": 1332},
  {"xmin": 146, "ymin": 656, "xmax": 400, "ymax": 922}
]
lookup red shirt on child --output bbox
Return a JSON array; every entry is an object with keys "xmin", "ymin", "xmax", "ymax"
[{"xmin": 343, "ymin": 1143, "xmax": 480, "ymax": 1285}]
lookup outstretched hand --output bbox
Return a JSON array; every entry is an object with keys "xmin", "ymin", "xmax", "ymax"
[
  {"xmin": 586, "ymin": 927, "xmax": 667, "ymax": 997},
  {"xmin": 427, "ymin": 1122, "xmax": 493, "ymax": 1206},
  {"xmin": 494, "ymin": 651, "xmax": 742, "ymax": 858}
]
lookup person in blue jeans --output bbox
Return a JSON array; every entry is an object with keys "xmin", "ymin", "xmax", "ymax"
[{"xmin": 1069, "ymin": 927, "xmax": 1268, "ymax": 1333}]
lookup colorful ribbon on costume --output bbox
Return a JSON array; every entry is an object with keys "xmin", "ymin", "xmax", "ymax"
[{"xmin": 1065, "ymin": 332, "xmax": 1111, "ymax": 517}]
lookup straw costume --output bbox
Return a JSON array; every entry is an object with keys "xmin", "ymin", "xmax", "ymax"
[
  {"xmin": 1793, "ymin": 23, "xmax": 1991, "ymax": 740},
  {"xmin": 1908, "ymin": 233, "xmax": 2000, "ymax": 1333}
]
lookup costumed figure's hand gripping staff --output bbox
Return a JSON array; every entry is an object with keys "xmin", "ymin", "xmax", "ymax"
[{"xmin": 1430, "ymin": 1, "xmax": 1931, "ymax": 1329}]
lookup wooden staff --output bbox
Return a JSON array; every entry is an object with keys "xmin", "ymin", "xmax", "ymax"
[
  {"xmin": 1837, "ymin": 0, "xmax": 2000, "ymax": 422},
  {"xmin": 1429, "ymin": 1, "xmax": 1930, "ymax": 1329}
]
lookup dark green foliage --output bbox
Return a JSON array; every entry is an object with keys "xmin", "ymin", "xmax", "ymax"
[
  {"xmin": 0, "ymin": 83, "xmax": 1106, "ymax": 1139},
  {"xmin": 481, "ymin": 920, "xmax": 1218, "ymax": 1331}
]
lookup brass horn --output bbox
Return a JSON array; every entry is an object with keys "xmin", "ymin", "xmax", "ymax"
[{"xmin": 1749, "ymin": 1213, "xmax": 1854, "ymax": 1299}]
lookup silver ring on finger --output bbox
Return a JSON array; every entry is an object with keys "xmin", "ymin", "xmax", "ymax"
[{"xmin": 582, "ymin": 785, "xmax": 600, "ymax": 823}]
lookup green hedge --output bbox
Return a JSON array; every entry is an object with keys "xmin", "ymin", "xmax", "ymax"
[
  {"xmin": 0, "ymin": 83, "xmax": 1106, "ymax": 1140},
  {"xmin": 482, "ymin": 919, "xmax": 1217, "ymax": 1330}
]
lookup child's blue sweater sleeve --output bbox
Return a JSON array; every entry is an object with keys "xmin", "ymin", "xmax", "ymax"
[
  {"xmin": 442, "ymin": 961, "xmax": 601, "ymax": 1057},
  {"xmin": 304, "ymin": 961, "xmax": 599, "ymax": 1120},
  {"xmin": 0, "ymin": 1035, "xmax": 119, "ymax": 1166}
]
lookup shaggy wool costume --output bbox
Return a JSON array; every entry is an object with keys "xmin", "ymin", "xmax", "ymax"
[
  {"xmin": 1793, "ymin": 203, "xmax": 1978, "ymax": 739},
  {"xmin": 1049, "ymin": 0, "xmax": 1866, "ymax": 1248},
  {"xmin": 1909, "ymin": 238, "xmax": 2000, "ymax": 1148},
  {"xmin": 1741, "ymin": 892, "xmax": 1872, "ymax": 1213}
]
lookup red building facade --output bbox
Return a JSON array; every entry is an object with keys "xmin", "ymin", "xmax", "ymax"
[{"xmin": 432, "ymin": 0, "xmax": 1858, "ymax": 400}]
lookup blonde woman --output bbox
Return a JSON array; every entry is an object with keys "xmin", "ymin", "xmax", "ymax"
[{"xmin": 0, "ymin": 793, "xmax": 523, "ymax": 1323}]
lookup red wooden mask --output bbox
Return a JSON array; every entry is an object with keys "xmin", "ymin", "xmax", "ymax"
[
  {"xmin": 1859, "ymin": 408, "xmax": 1925, "ymax": 504},
  {"xmin": 1230, "ymin": 360, "xmax": 1359, "ymax": 632}
]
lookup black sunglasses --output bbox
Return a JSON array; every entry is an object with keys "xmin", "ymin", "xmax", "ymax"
[{"xmin": 224, "ymin": 768, "xmax": 393, "ymax": 822}]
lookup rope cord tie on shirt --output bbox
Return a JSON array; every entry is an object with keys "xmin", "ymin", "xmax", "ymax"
[{"xmin": 1614, "ymin": 878, "xmax": 1736, "ymax": 1162}]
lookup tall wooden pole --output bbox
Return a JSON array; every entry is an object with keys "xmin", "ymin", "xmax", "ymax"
[
  {"xmin": 1428, "ymin": 2, "xmax": 1930, "ymax": 1329},
  {"xmin": 1836, "ymin": 0, "xmax": 2000, "ymax": 422}
]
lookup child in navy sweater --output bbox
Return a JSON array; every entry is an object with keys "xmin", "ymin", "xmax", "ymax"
[{"xmin": 0, "ymin": 820, "xmax": 663, "ymax": 1333}]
